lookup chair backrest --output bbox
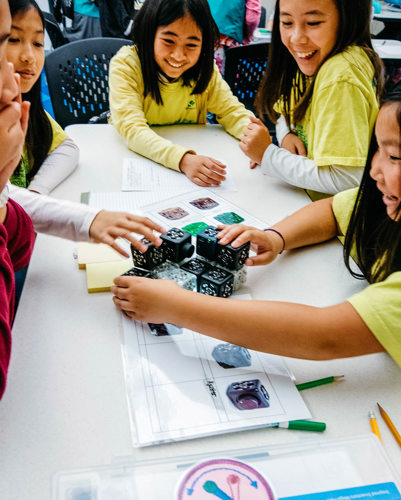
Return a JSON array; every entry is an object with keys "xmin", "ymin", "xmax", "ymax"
[
  {"xmin": 44, "ymin": 37, "xmax": 132, "ymax": 128},
  {"xmin": 224, "ymin": 42, "xmax": 276, "ymax": 139},
  {"xmin": 43, "ymin": 11, "xmax": 68, "ymax": 49},
  {"xmin": 224, "ymin": 42, "xmax": 269, "ymax": 114}
]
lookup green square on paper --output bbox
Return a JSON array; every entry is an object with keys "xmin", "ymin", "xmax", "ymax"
[
  {"xmin": 214, "ymin": 212, "xmax": 244, "ymax": 225},
  {"xmin": 182, "ymin": 221, "xmax": 209, "ymax": 236}
]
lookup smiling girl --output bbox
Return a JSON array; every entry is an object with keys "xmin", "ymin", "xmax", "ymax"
[
  {"xmin": 109, "ymin": 0, "xmax": 253, "ymax": 187},
  {"xmin": 111, "ymin": 94, "xmax": 401, "ymax": 367},
  {"xmin": 239, "ymin": 0, "xmax": 384, "ymax": 198},
  {"xmin": 7, "ymin": 0, "xmax": 78, "ymax": 194}
]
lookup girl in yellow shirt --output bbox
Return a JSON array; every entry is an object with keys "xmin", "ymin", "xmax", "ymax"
[
  {"xmin": 109, "ymin": 0, "xmax": 253, "ymax": 187},
  {"xmin": 240, "ymin": 0, "xmax": 385, "ymax": 197}
]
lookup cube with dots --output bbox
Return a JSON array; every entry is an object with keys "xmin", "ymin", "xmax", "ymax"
[{"xmin": 131, "ymin": 238, "xmax": 165, "ymax": 270}]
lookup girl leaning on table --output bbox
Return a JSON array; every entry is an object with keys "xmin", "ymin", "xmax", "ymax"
[
  {"xmin": 239, "ymin": 0, "xmax": 385, "ymax": 198},
  {"xmin": 111, "ymin": 93, "xmax": 401, "ymax": 367},
  {"xmin": 108, "ymin": 0, "xmax": 253, "ymax": 188}
]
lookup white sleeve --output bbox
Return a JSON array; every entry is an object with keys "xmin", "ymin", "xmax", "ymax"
[
  {"xmin": 28, "ymin": 137, "xmax": 79, "ymax": 195},
  {"xmin": 261, "ymin": 144, "xmax": 364, "ymax": 194},
  {"xmin": 275, "ymin": 115, "xmax": 291, "ymax": 146},
  {"xmin": 8, "ymin": 183, "xmax": 99, "ymax": 241}
]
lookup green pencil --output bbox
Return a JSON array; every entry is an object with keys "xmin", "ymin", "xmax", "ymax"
[{"xmin": 296, "ymin": 375, "xmax": 344, "ymax": 391}]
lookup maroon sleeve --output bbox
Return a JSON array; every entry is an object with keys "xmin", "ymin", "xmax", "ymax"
[
  {"xmin": 0, "ymin": 199, "xmax": 35, "ymax": 399},
  {"xmin": 3, "ymin": 198, "xmax": 35, "ymax": 272}
]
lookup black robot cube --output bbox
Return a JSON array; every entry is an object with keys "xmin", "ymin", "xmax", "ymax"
[
  {"xmin": 199, "ymin": 266, "xmax": 234, "ymax": 298},
  {"xmin": 226, "ymin": 379, "xmax": 270, "ymax": 410},
  {"xmin": 131, "ymin": 238, "xmax": 165, "ymax": 270},
  {"xmin": 196, "ymin": 226, "xmax": 220, "ymax": 261},
  {"xmin": 216, "ymin": 240, "xmax": 250, "ymax": 271},
  {"xmin": 121, "ymin": 267, "xmax": 152, "ymax": 278},
  {"xmin": 180, "ymin": 257, "xmax": 211, "ymax": 291},
  {"xmin": 160, "ymin": 227, "xmax": 195, "ymax": 263},
  {"xmin": 148, "ymin": 323, "xmax": 183, "ymax": 336}
]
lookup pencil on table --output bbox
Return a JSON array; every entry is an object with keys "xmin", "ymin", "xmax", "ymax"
[{"xmin": 377, "ymin": 403, "xmax": 401, "ymax": 448}]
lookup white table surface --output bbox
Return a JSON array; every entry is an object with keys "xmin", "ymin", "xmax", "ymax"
[
  {"xmin": 373, "ymin": 38, "xmax": 401, "ymax": 59},
  {"xmin": 1, "ymin": 124, "xmax": 401, "ymax": 499},
  {"xmin": 374, "ymin": 3, "xmax": 401, "ymax": 21}
]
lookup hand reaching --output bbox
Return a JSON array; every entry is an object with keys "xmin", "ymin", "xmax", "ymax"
[
  {"xmin": 111, "ymin": 276, "xmax": 182, "ymax": 323},
  {"xmin": 217, "ymin": 223, "xmax": 284, "ymax": 266},
  {"xmin": 89, "ymin": 211, "xmax": 165, "ymax": 257}
]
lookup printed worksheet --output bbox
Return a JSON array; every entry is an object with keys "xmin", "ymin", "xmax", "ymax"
[
  {"xmin": 122, "ymin": 157, "xmax": 237, "ymax": 192},
  {"xmin": 121, "ymin": 299, "xmax": 310, "ymax": 447}
]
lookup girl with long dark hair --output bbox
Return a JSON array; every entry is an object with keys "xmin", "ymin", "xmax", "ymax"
[
  {"xmin": 109, "ymin": 0, "xmax": 253, "ymax": 187},
  {"xmin": 239, "ymin": 0, "xmax": 385, "ymax": 198},
  {"xmin": 7, "ymin": 0, "xmax": 78, "ymax": 194}
]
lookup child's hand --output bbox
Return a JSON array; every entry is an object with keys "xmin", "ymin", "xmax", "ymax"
[
  {"xmin": 217, "ymin": 224, "xmax": 282, "ymax": 266},
  {"xmin": 89, "ymin": 211, "xmax": 165, "ymax": 257},
  {"xmin": 239, "ymin": 116, "xmax": 272, "ymax": 166},
  {"xmin": 179, "ymin": 153, "xmax": 226, "ymax": 187},
  {"xmin": 281, "ymin": 133, "xmax": 307, "ymax": 156},
  {"xmin": 111, "ymin": 276, "xmax": 182, "ymax": 323}
]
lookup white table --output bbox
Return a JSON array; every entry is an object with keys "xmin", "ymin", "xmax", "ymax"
[
  {"xmin": 373, "ymin": 38, "xmax": 401, "ymax": 59},
  {"xmin": 1, "ymin": 124, "xmax": 401, "ymax": 499},
  {"xmin": 374, "ymin": 3, "xmax": 401, "ymax": 22}
]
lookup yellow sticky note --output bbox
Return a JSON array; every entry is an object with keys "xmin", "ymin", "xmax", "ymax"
[
  {"xmin": 86, "ymin": 260, "xmax": 133, "ymax": 293},
  {"xmin": 77, "ymin": 242, "xmax": 125, "ymax": 269}
]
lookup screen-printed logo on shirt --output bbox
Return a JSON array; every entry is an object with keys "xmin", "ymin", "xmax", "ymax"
[{"xmin": 186, "ymin": 99, "xmax": 195, "ymax": 110}]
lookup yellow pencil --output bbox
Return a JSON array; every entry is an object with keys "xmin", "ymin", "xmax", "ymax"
[
  {"xmin": 377, "ymin": 403, "xmax": 401, "ymax": 448},
  {"xmin": 368, "ymin": 410, "xmax": 381, "ymax": 441}
]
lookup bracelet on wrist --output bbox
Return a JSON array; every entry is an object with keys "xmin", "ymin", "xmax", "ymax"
[{"xmin": 264, "ymin": 228, "xmax": 285, "ymax": 254}]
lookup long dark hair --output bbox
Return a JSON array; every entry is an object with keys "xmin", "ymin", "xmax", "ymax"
[
  {"xmin": 343, "ymin": 96, "xmax": 401, "ymax": 283},
  {"xmin": 256, "ymin": 0, "xmax": 384, "ymax": 128},
  {"xmin": 9, "ymin": 0, "xmax": 53, "ymax": 181},
  {"xmin": 131, "ymin": 0, "xmax": 219, "ymax": 105}
]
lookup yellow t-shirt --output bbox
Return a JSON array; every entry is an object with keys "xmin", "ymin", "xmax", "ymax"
[
  {"xmin": 292, "ymin": 46, "xmax": 379, "ymax": 167},
  {"xmin": 109, "ymin": 45, "xmax": 252, "ymax": 171},
  {"xmin": 333, "ymin": 188, "xmax": 401, "ymax": 368}
]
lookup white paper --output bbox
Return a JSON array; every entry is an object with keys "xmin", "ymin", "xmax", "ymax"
[
  {"xmin": 121, "ymin": 295, "xmax": 310, "ymax": 447},
  {"xmin": 121, "ymin": 157, "xmax": 237, "ymax": 193},
  {"xmin": 87, "ymin": 190, "xmax": 177, "ymax": 213}
]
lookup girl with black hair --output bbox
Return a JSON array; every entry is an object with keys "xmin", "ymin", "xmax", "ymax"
[
  {"xmin": 7, "ymin": 0, "xmax": 79, "ymax": 195},
  {"xmin": 239, "ymin": 0, "xmax": 385, "ymax": 199},
  {"xmin": 109, "ymin": 0, "xmax": 253, "ymax": 188},
  {"xmin": 112, "ymin": 95, "xmax": 401, "ymax": 367}
]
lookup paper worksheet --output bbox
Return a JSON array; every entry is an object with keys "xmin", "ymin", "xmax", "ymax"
[
  {"xmin": 121, "ymin": 157, "xmax": 237, "ymax": 192},
  {"xmin": 121, "ymin": 299, "xmax": 311, "ymax": 447}
]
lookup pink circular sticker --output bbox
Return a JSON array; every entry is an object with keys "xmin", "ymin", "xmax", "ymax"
[{"xmin": 176, "ymin": 458, "xmax": 275, "ymax": 500}]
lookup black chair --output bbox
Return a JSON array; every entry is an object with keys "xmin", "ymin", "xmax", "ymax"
[
  {"xmin": 43, "ymin": 11, "xmax": 68, "ymax": 49},
  {"xmin": 44, "ymin": 37, "xmax": 132, "ymax": 128},
  {"xmin": 259, "ymin": 6, "xmax": 266, "ymax": 28},
  {"xmin": 224, "ymin": 42, "xmax": 269, "ymax": 114},
  {"xmin": 224, "ymin": 42, "xmax": 276, "ymax": 141}
]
